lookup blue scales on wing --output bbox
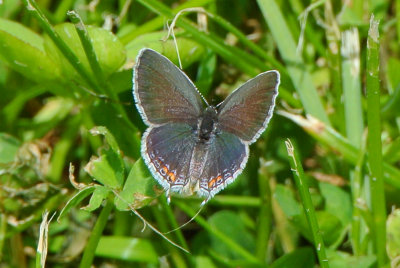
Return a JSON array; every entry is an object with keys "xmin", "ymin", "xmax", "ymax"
[
  {"xmin": 142, "ymin": 123, "xmax": 197, "ymax": 193},
  {"xmin": 197, "ymin": 131, "xmax": 249, "ymax": 199}
]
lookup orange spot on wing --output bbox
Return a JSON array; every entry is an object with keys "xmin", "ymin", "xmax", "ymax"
[
  {"xmin": 168, "ymin": 172, "xmax": 176, "ymax": 182},
  {"xmin": 209, "ymin": 175, "xmax": 222, "ymax": 188},
  {"xmin": 162, "ymin": 166, "xmax": 168, "ymax": 174},
  {"xmin": 208, "ymin": 179, "xmax": 216, "ymax": 188}
]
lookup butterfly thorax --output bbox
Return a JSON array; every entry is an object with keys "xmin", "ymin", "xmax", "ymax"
[
  {"xmin": 181, "ymin": 107, "xmax": 218, "ymax": 196},
  {"xmin": 198, "ymin": 106, "xmax": 218, "ymax": 143}
]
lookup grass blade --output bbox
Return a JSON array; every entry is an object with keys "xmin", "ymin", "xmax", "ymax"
[
  {"xmin": 285, "ymin": 139, "xmax": 329, "ymax": 268},
  {"xmin": 366, "ymin": 14, "xmax": 387, "ymax": 266},
  {"xmin": 342, "ymin": 28, "xmax": 364, "ymax": 147},
  {"xmin": 257, "ymin": 0, "xmax": 330, "ymax": 125},
  {"xmin": 79, "ymin": 200, "xmax": 114, "ymax": 268},
  {"xmin": 341, "ymin": 27, "xmax": 364, "ymax": 255}
]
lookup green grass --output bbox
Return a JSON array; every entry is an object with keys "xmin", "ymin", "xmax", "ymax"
[{"xmin": 1, "ymin": 0, "xmax": 400, "ymax": 267}]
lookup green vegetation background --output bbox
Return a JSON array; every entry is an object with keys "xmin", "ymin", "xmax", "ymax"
[{"xmin": 1, "ymin": 0, "xmax": 400, "ymax": 267}]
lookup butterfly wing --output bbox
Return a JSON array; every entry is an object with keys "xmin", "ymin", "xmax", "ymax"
[
  {"xmin": 217, "ymin": 71, "xmax": 280, "ymax": 144},
  {"xmin": 133, "ymin": 48, "xmax": 203, "ymax": 126},
  {"xmin": 142, "ymin": 123, "xmax": 197, "ymax": 193},
  {"xmin": 197, "ymin": 131, "xmax": 249, "ymax": 199}
]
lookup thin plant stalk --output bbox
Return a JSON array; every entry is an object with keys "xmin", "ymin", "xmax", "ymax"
[
  {"xmin": 351, "ymin": 134, "xmax": 366, "ymax": 255},
  {"xmin": 341, "ymin": 27, "xmax": 364, "ymax": 256},
  {"xmin": 256, "ymin": 160, "xmax": 273, "ymax": 262},
  {"xmin": 366, "ymin": 14, "xmax": 387, "ymax": 266},
  {"xmin": 342, "ymin": 28, "xmax": 364, "ymax": 148},
  {"xmin": 79, "ymin": 200, "xmax": 114, "ymax": 268},
  {"xmin": 285, "ymin": 139, "xmax": 329, "ymax": 268}
]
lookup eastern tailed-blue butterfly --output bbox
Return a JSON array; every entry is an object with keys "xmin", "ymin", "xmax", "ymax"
[{"xmin": 133, "ymin": 48, "xmax": 279, "ymax": 203}]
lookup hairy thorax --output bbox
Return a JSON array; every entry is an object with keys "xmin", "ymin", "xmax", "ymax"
[{"xmin": 198, "ymin": 106, "xmax": 219, "ymax": 143}]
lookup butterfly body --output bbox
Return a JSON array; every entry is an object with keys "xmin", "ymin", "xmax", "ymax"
[{"xmin": 133, "ymin": 48, "xmax": 280, "ymax": 202}]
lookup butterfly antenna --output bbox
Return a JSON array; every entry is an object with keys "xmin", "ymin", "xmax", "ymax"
[
  {"xmin": 199, "ymin": 92, "xmax": 209, "ymax": 106},
  {"xmin": 163, "ymin": 203, "xmax": 205, "ymax": 235},
  {"xmin": 163, "ymin": 7, "xmax": 210, "ymax": 107}
]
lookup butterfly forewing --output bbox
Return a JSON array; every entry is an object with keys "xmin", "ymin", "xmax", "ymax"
[
  {"xmin": 134, "ymin": 49, "xmax": 203, "ymax": 126},
  {"xmin": 217, "ymin": 71, "xmax": 280, "ymax": 144}
]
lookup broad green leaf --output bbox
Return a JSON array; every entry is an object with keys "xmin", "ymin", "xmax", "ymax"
[
  {"xmin": 208, "ymin": 210, "xmax": 255, "ymax": 260},
  {"xmin": 194, "ymin": 256, "xmax": 217, "ymax": 268},
  {"xmin": 275, "ymin": 185, "xmax": 342, "ymax": 246},
  {"xmin": 95, "ymin": 236, "xmax": 158, "ymax": 263},
  {"xmin": 327, "ymin": 250, "xmax": 376, "ymax": 268},
  {"xmin": 57, "ymin": 186, "xmax": 96, "ymax": 221},
  {"xmin": 33, "ymin": 97, "xmax": 74, "ymax": 124},
  {"xmin": 382, "ymin": 58, "xmax": 400, "ymax": 119},
  {"xmin": 82, "ymin": 186, "xmax": 110, "ymax": 212},
  {"xmin": 0, "ymin": 0, "xmax": 21, "ymax": 18},
  {"xmin": 27, "ymin": 97, "xmax": 75, "ymax": 139},
  {"xmin": 84, "ymin": 148, "xmax": 124, "ymax": 189},
  {"xmin": 387, "ymin": 58, "xmax": 400, "ymax": 92},
  {"xmin": 108, "ymin": 70, "xmax": 132, "ymax": 95},
  {"xmin": 89, "ymin": 126, "xmax": 121, "ymax": 155},
  {"xmin": 319, "ymin": 182, "xmax": 352, "ymax": 226},
  {"xmin": 84, "ymin": 126, "xmax": 125, "ymax": 189},
  {"xmin": 337, "ymin": 2, "xmax": 365, "ymax": 26},
  {"xmin": 0, "ymin": 18, "xmax": 61, "ymax": 82},
  {"xmin": 115, "ymin": 158, "xmax": 160, "ymax": 210},
  {"xmin": 2, "ymin": 85, "xmax": 47, "ymax": 126},
  {"xmin": 0, "ymin": 133, "xmax": 20, "ymax": 164},
  {"xmin": 90, "ymin": 101, "xmax": 141, "ymax": 158},
  {"xmin": 44, "ymin": 23, "xmax": 126, "ymax": 83},
  {"xmin": 274, "ymin": 184, "xmax": 302, "ymax": 217},
  {"xmin": 315, "ymin": 211, "xmax": 342, "ymax": 246},
  {"xmin": 270, "ymin": 247, "xmax": 315, "ymax": 268}
]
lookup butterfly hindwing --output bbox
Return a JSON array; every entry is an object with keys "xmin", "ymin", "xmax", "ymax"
[
  {"xmin": 133, "ymin": 49, "xmax": 203, "ymax": 126},
  {"xmin": 217, "ymin": 71, "xmax": 280, "ymax": 144},
  {"xmin": 142, "ymin": 123, "xmax": 197, "ymax": 192},
  {"xmin": 197, "ymin": 131, "xmax": 249, "ymax": 198}
]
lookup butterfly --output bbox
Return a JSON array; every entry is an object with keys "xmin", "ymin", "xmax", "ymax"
[{"xmin": 133, "ymin": 48, "xmax": 279, "ymax": 203}]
